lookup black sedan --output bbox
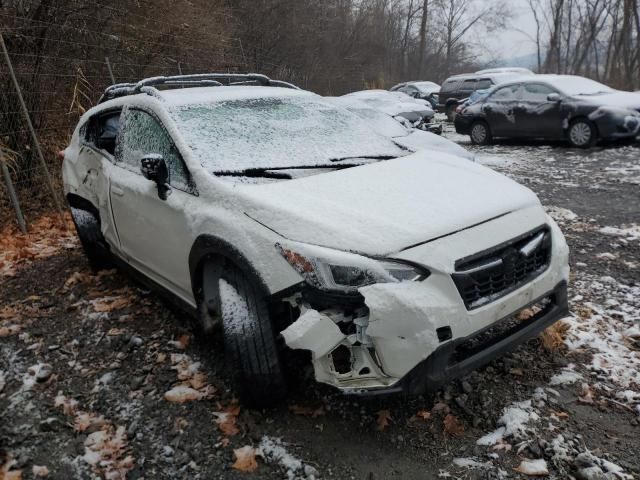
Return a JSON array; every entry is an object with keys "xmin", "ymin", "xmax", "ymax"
[{"xmin": 454, "ymin": 75, "xmax": 640, "ymax": 148}]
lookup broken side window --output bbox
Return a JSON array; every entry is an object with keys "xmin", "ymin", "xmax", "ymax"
[{"xmin": 84, "ymin": 109, "xmax": 122, "ymax": 156}]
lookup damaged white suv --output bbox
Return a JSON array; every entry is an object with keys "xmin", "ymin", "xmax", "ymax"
[{"xmin": 63, "ymin": 74, "xmax": 570, "ymax": 406}]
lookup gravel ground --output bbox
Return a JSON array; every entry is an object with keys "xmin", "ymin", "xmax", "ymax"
[{"xmin": 1, "ymin": 128, "xmax": 639, "ymax": 479}]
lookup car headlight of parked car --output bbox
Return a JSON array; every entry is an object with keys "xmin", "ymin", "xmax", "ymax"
[{"xmin": 276, "ymin": 242, "xmax": 428, "ymax": 293}]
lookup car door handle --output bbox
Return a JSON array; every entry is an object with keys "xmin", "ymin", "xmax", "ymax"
[{"xmin": 112, "ymin": 186, "xmax": 125, "ymax": 197}]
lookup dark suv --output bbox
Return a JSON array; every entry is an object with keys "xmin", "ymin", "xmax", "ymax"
[{"xmin": 438, "ymin": 72, "xmax": 529, "ymax": 120}]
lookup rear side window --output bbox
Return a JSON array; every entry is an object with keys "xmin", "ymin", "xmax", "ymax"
[
  {"xmin": 522, "ymin": 83, "xmax": 557, "ymax": 102},
  {"xmin": 461, "ymin": 79, "xmax": 477, "ymax": 91},
  {"xmin": 83, "ymin": 110, "xmax": 122, "ymax": 156},
  {"xmin": 476, "ymin": 79, "xmax": 492, "ymax": 90},
  {"xmin": 440, "ymin": 80, "xmax": 460, "ymax": 92},
  {"xmin": 489, "ymin": 84, "xmax": 521, "ymax": 101},
  {"xmin": 116, "ymin": 108, "xmax": 195, "ymax": 193}
]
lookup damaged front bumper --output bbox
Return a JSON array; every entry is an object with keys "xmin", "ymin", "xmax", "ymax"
[{"xmin": 280, "ymin": 207, "xmax": 570, "ymax": 395}]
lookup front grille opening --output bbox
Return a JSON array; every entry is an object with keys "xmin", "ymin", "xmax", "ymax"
[
  {"xmin": 450, "ymin": 295, "xmax": 554, "ymax": 364},
  {"xmin": 452, "ymin": 226, "xmax": 551, "ymax": 310}
]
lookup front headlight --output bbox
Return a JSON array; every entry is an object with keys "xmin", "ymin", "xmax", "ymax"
[{"xmin": 276, "ymin": 242, "xmax": 428, "ymax": 293}]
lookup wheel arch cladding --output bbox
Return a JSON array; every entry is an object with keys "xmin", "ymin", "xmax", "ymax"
[
  {"xmin": 188, "ymin": 234, "xmax": 271, "ymax": 303},
  {"xmin": 66, "ymin": 193, "xmax": 100, "ymax": 220}
]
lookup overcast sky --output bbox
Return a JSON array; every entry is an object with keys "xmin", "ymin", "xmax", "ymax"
[{"xmin": 479, "ymin": 0, "xmax": 538, "ymax": 63}]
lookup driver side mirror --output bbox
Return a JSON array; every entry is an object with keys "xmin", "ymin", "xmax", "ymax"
[
  {"xmin": 547, "ymin": 93, "xmax": 562, "ymax": 102},
  {"xmin": 141, "ymin": 154, "xmax": 171, "ymax": 200}
]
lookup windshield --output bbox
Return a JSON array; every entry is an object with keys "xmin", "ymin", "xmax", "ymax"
[
  {"xmin": 413, "ymin": 81, "xmax": 440, "ymax": 93},
  {"xmin": 171, "ymin": 96, "xmax": 405, "ymax": 173},
  {"xmin": 548, "ymin": 76, "xmax": 614, "ymax": 96}
]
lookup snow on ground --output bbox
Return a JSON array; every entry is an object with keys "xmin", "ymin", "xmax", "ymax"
[{"xmin": 563, "ymin": 274, "xmax": 640, "ymax": 406}]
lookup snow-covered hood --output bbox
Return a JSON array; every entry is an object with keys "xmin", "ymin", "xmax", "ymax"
[
  {"xmin": 240, "ymin": 152, "xmax": 541, "ymax": 255},
  {"xmin": 573, "ymin": 91, "xmax": 640, "ymax": 111}
]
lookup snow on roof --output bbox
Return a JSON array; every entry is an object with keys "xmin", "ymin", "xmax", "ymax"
[{"xmin": 156, "ymin": 85, "xmax": 312, "ymax": 106}]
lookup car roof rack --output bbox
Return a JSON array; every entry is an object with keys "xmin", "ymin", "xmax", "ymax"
[{"xmin": 98, "ymin": 73, "xmax": 300, "ymax": 103}]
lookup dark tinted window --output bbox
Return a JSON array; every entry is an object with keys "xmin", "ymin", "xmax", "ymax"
[
  {"xmin": 461, "ymin": 79, "xmax": 476, "ymax": 91},
  {"xmin": 441, "ymin": 80, "xmax": 460, "ymax": 92}
]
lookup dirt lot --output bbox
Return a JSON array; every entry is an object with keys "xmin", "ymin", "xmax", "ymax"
[{"xmin": 1, "ymin": 131, "xmax": 639, "ymax": 479}]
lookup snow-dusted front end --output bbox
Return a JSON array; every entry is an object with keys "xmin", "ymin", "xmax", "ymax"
[{"xmin": 281, "ymin": 206, "xmax": 570, "ymax": 394}]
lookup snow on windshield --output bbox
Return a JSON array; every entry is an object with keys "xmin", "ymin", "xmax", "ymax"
[
  {"xmin": 413, "ymin": 81, "xmax": 440, "ymax": 93},
  {"xmin": 546, "ymin": 76, "xmax": 614, "ymax": 96},
  {"xmin": 170, "ymin": 96, "xmax": 405, "ymax": 173}
]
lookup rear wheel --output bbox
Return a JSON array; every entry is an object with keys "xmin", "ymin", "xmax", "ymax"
[
  {"xmin": 214, "ymin": 264, "xmax": 287, "ymax": 407},
  {"xmin": 70, "ymin": 207, "xmax": 111, "ymax": 272},
  {"xmin": 470, "ymin": 121, "xmax": 492, "ymax": 146},
  {"xmin": 568, "ymin": 118, "xmax": 596, "ymax": 148}
]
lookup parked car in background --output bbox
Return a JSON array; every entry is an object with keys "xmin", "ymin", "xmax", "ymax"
[
  {"xmin": 476, "ymin": 67, "xmax": 534, "ymax": 76},
  {"xmin": 454, "ymin": 75, "xmax": 640, "ymax": 147},
  {"xmin": 438, "ymin": 72, "xmax": 531, "ymax": 121},
  {"xmin": 63, "ymin": 73, "xmax": 569, "ymax": 406},
  {"xmin": 342, "ymin": 89, "xmax": 435, "ymax": 129},
  {"xmin": 390, "ymin": 81, "xmax": 440, "ymax": 108},
  {"xmin": 327, "ymin": 96, "xmax": 473, "ymax": 160}
]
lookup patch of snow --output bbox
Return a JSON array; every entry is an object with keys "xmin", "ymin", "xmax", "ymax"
[
  {"xmin": 545, "ymin": 206, "xmax": 578, "ymax": 222},
  {"xmin": 515, "ymin": 458, "xmax": 548, "ymax": 476},
  {"xmin": 258, "ymin": 436, "xmax": 317, "ymax": 479},
  {"xmin": 549, "ymin": 368, "xmax": 583, "ymax": 386},
  {"xmin": 599, "ymin": 224, "xmax": 640, "ymax": 241},
  {"xmin": 452, "ymin": 457, "xmax": 489, "ymax": 468},
  {"xmin": 219, "ymin": 278, "xmax": 253, "ymax": 336}
]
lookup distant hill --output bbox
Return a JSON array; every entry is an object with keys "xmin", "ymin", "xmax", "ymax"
[{"xmin": 497, "ymin": 52, "xmax": 542, "ymax": 71}]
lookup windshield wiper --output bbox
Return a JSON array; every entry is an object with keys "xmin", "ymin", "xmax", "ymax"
[
  {"xmin": 213, "ymin": 163, "xmax": 367, "ymax": 178},
  {"xmin": 330, "ymin": 155, "xmax": 398, "ymax": 163}
]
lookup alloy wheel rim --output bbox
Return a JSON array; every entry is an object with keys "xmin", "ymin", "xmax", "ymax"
[
  {"xmin": 472, "ymin": 124, "xmax": 486, "ymax": 143},
  {"xmin": 570, "ymin": 122, "xmax": 591, "ymax": 146}
]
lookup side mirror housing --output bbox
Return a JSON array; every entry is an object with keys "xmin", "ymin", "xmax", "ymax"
[
  {"xmin": 547, "ymin": 93, "xmax": 561, "ymax": 102},
  {"xmin": 141, "ymin": 154, "xmax": 171, "ymax": 200}
]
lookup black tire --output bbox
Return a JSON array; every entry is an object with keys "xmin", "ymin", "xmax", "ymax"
[
  {"xmin": 70, "ymin": 207, "xmax": 111, "ymax": 272},
  {"xmin": 445, "ymin": 103, "xmax": 458, "ymax": 122},
  {"xmin": 567, "ymin": 118, "xmax": 596, "ymax": 148},
  {"xmin": 216, "ymin": 265, "xmax": 287, "ymax": 407},
  {"xmin": 470, "ymin": 120, "xmax": 492, "ymax": 146}
]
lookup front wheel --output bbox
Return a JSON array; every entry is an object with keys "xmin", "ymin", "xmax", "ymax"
[
  {"xmin": 70, "ymin": 207, "xmax": 111, "ymax": 272},
  {"xmin": 216, "ymin": 266, "xmax": 287, "ymax": 407},
  {"xmin": 470, "ymin": 121, "xmax": 492, "ymax": 146},
  {"xmin": 568, "ymin": 119, "xmax": 596, "ymax": 148},
  {"xmin": 445, "ymin": 103, "xmax": 458, "ymax": 122}
]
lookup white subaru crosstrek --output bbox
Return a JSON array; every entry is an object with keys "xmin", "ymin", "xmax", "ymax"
[{"xmin": 63, "ymin": 74, "xmax": 569, "ymax": 406}]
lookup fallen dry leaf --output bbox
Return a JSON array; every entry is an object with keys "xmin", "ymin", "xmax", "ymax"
[
  {"xmin": 289, "ymin": 404, "xmax": 326, "ymax": 418},
  {"xmin": 551, "ymin": 410, "xmax": 569, "ymax": 419},
  {"xmin": 92, "ymin": 296, "xmax": 132, "ymax": 313},
  {"xmin": 376, "ymin": 410, "xmax": 392, "ymax": 431},
  {"xmin": 510, "ymin": 368, "xmax": 524, "ymax": 376},
  {"xmin": 164, "ymin": 386, "xmax": 205, "ymax": 404},
  {"xmin": 213, "ymin": 404, "xmax": 241, "ymax": 436},
  {"xmin": 578, "ymin": 384, "xmax": 595, "ymax": 404},
  {"xmin": 443, "ymin": 414, "xmax": 465, "ymax": 437},
  {"xmin": 74, "ymin": 412, "xmax": 108, "ymax": 432},
  {"xmin": 232, "ymin": 446, "xmax": 258, "ymax": 472},
  {"xmin": 415, "ymin": 410, "xmax": 431, "ymax": 420}
]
